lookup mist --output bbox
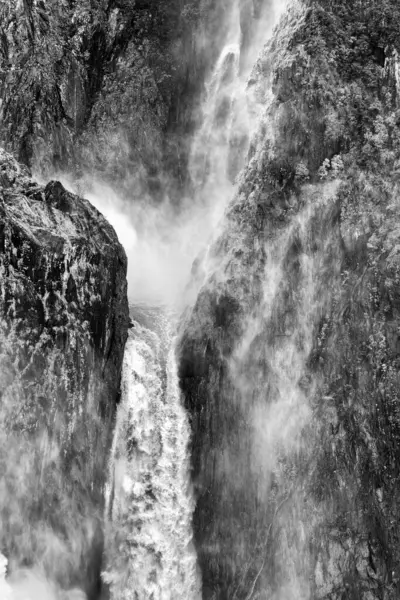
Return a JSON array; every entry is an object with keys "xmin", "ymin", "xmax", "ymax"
[
  {"xmin": 0, "ymin": 562, "xmax": 86, "ymax": 600},
  {"xmin": 223, "ymin": 184, "xmax": 342, "ymax": 597},
  {"xmin": 0, "ymin": 402, "xmax": 95, "ymax": 600},
  {"xmin": 53, "ymin": 0, "xmax": 289, "ymax": 309},
  {"xmin": 54, "ymin": 175, "xmax": 227, "ymax": 308}
]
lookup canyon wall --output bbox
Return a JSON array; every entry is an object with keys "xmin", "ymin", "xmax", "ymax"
[
  {"xmin": 0, "ymin": 149, "xmax": 129, "ymax": 598},
  {"xmin": 0, "ymin": 0, "xmax": 239, "ymax": 198},
  {"xmin": 179, "ymin": 1, "xmax": 400, "ymax": 598}
]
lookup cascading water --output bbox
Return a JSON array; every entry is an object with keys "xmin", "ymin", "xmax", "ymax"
[
  {"xmin": 103, "ymin": 308, "xmax": 200, "ymax": 599},
  {"xmin": 103, "ymin": 2, "xmax": 288, "ymax": 598},
  {"xmin": 189, "ymin": 0, "xmax": 252, "ymax": 206},
  {"xmin": 102, "ymin": 2, "xmax": 256, "ymax": 596},
  {"xmin": 103, "ymin": 30, "xmax": 247, "ymax": 600}
]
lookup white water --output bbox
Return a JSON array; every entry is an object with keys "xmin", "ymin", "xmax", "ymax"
[
  {"xmin": 104, "ymin": 308, "xmax": 200, "ymax": 599},
  {"xmin": 189, "ymin": 0, "xmax": 247, "ymax": 211}
]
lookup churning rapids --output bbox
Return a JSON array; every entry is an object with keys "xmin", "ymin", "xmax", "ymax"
[{"xmin": 103, "ymin": 307, "xmax": 201, "ymax": 599}]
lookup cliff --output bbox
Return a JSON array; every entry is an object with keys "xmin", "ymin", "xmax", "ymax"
[
  {"xmin": 179, "ymin": 1, "xmax": 400, "ymax": 598},
  {"xmin": 0, "ymin": 149, "xmax": 129, "ymax": 598},
  {"xmin": 0, "ymin": 0, "xmax": 235, "ymax": 198}
]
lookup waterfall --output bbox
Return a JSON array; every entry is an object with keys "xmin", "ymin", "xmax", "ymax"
[
  {"xmin": 189, "ymin": 0, "xmax": 248, "ymax": 207},
  {"xmin": 104, "ymin": 307, "xmax": 200, "ymax": 599},
  {"xmin": 103, "ymin": 31, "xmax": 246, "ymax": 600},
  {"xmin": 103, "ymin": 2, "xmax": 289, "ymax": 598}
]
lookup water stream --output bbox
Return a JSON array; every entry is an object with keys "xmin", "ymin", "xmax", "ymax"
[
  {"xmin": 103, "ymin": 3, "xmax": 253, "ymax": 597},
  {"xmin": 104, "ymin": 307, "xmax": 200, "ymax": 599},
  {"xmin": 100, "ymin": 1, "xmax": 287, "ymax": 598}
]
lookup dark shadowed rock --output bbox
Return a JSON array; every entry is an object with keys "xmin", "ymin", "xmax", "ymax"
[{"xmin": 0, "ymin": 148, "xmax": 129, "ymax": 598}]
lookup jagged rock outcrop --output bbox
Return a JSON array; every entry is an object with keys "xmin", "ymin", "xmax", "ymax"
[
  {"xmin": 0, "ymin": 149, "xmax": 129, "ymax": 598},
  {"xmin": 179, "ymin": 1, "xmax": 400, "ymax": 598}
]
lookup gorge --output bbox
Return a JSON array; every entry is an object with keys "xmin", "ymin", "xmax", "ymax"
[{"xmin": 1, "ymin": 0, "xmax": 400, "ymax": 599}]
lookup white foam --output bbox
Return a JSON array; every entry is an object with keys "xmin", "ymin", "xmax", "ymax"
[{"xmin": 104, "ymin": 315, "xmax": 201, "ymax": 600}]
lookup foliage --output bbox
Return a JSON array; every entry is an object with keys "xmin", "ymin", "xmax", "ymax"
[{"xmin": 260, "ymin": 0, "xmax": 400, "ymax": 195}]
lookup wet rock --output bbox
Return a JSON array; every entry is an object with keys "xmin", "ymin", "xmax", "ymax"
[
  {"xmin": 0, "ymin": 150, "xmax": 129, "ymax": 598},
  {"xmin": 178, "ymin": 1, "xmax": 400, "ymax": 598}
]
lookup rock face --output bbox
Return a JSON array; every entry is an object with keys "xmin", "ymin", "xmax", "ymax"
[
  {"xmin": 0, "ymin": 0, "xmax": 234, "ymax": 196},
  {"xmin": 179, "ymin": 1, "xmax": 400, "ymax": 598},
  {"xmin": 0, "ymin": 149, "xmax": 129, "ymax": 598}
]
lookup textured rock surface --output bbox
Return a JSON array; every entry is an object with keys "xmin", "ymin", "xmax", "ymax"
[
  {"xmin": 0, "ymin": 149, "xmax": 129, "ymax": 598},
  {"xmin": 179, "ymin": 1, "xmax": 400, "ymax": 598},
  {"xmin": 0, "ymin": 0, "xmax": 236, "ymax": 196}
]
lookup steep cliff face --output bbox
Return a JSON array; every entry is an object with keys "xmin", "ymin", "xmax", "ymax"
[
  {"xmin": 179, "ymin": 1, "xmax": 400, "ymax": 598},
  {"xmin": 0, "ymin": 0, "xmax": 236, "ymax": 197},
  {"xmin": 0, "ymin": 149, "xmax": 129, "ymax": 598}
]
